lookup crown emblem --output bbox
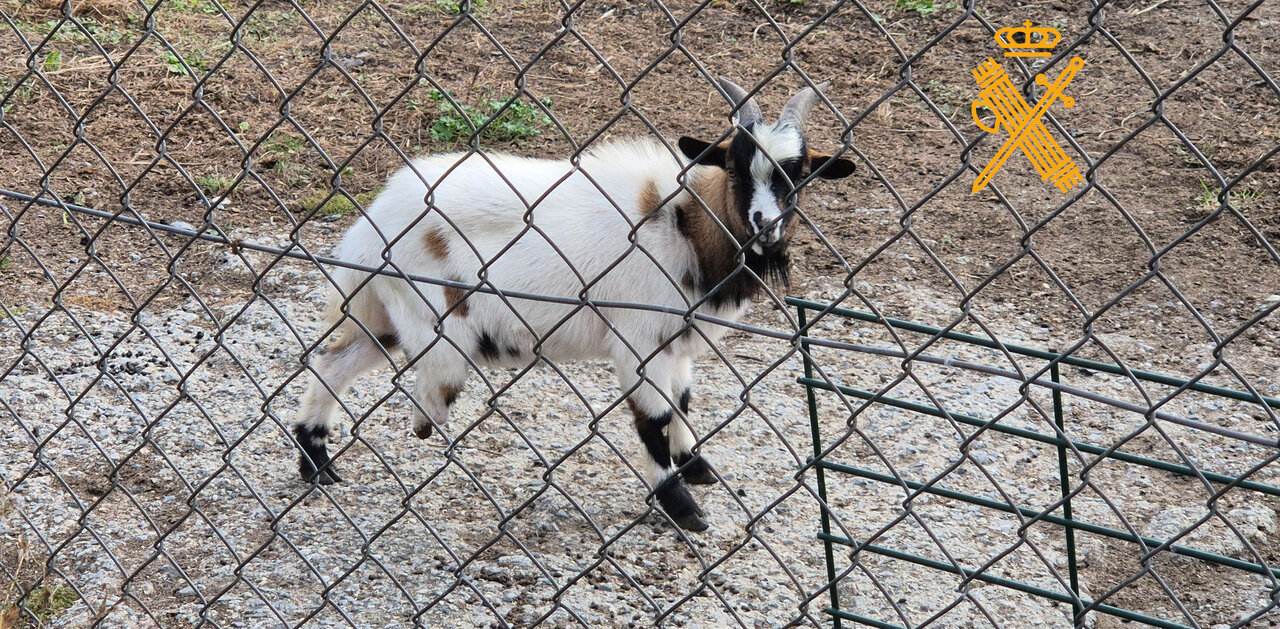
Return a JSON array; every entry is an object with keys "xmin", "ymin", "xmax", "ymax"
[{"xmin": 994, "ymin": 21, "xmax": 1061, "ymax": 57}]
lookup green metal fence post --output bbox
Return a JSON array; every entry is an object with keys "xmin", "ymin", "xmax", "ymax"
[
  {"xmin": 1051, "ymin": 356, "xmax": 1084, "ymax": 625},
  {"xmin": 798, "ymin": 302, "xmax": 842, "ymax": 629}
]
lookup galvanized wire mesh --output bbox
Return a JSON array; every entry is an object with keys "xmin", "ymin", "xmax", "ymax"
[{"xmin": 1, "ymin": 0, "xmax": 1278, "ymax": 627}]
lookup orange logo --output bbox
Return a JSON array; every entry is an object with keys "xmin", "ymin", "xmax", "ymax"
[{"xmin": 971, "ymin": 22, "xmax": 1084, "ymax": 194}]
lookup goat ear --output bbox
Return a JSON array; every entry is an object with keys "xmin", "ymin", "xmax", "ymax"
[
  {"xmin": 679, "ymin": 137, "xmax": 728, "ymax": 167},
  {"xmin": 809, "ymin": 152, "xmax": 856, "ymax": 179}
]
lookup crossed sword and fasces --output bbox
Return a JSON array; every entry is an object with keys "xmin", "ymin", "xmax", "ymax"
[{"xmin": 970, "ymin": 56, "xmax": 1085, "ymax": 194}]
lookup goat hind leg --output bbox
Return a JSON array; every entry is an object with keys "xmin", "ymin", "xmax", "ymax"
[
  {"xmin": 295, "ymin": 334, "xmax": 390, "ymax": 484},
  {"xmin": 406, "ymin": 331, "xmax": 470, "ymax": 440}
]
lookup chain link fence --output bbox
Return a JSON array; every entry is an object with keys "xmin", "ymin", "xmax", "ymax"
[{"xmin": 1, "ymin": 0, "xmax": 1278, "ymax": 627}]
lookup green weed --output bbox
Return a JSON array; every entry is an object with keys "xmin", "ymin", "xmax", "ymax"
[
  {"xmin": 42, "ymin": 50, "xmax": 61, "ymax": 72},
  {"xmin": 894, "ymin": 0, "xmax": 956, "ymax": 15},
  {"xmin": 1194, "ymin": 181, "xmax": 1218, "ymax": 211},
  {"xmin": 0, "ymin": 77, "xmax": 33, "ymax": 114},
  {"xmin": 427, "ymin": 90, "xmax": 553, "ymax": 144},
  {"xmin": 266, "ymin": 134, "xmax": 306, "ymax": 156},
  {"xmin": 264, "ymin": 135, "xmax": 312, "ymax": 188},
  {"xmin": 0, "ymin": 306, "xmax": 29, "ymax": 320},
  {"xmin": 196, "ymin": 174, "xmax": 231, "ymax": 195},
  {"xmin": 168, "ymin": 0, "xmax": 222, "ymax": 15},
  {"xmin": 0, "ymin": 257, "xmax": 10, "ymax": 273},
  {"xmin": 164, "ymin": 50, "xmax": 207, "ymax": 76},
  {"xmin": 435, "ymin": 0, "xmax": 486, "ymax": 14}
]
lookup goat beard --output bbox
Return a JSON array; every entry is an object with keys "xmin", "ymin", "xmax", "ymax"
[{"xmin": 745, "ymin": 247, "xmax": 791, "ymax": 292}]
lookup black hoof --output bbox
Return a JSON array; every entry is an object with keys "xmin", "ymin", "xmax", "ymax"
[
  {"xmin": 317, "ymin": 466, "xmax": 341, "ymax": 485},
  {"xmin": 656, "ymin": 476, "xmax": 708, "ymax": 532},
  {"xmin": 295, "ymin": 424, "xmax": 341, "ymax": 485},
  {"xmin": 414, "ymin": 423, "xmax": 433, "ymax": 439},
  {"xmin": 676, "ymin": 454, "xmax": 716, "ymax": 485},
  {"xmin": 673, "ymin": 512, "xmax": 709, "ymax": 532},
  {"xmin": 299, "ymin": 455, "xmax": 342, "ymax": 485}
]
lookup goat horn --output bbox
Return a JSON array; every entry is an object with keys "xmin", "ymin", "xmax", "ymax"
[
  {"xmin": 779, "ymin": 81, "xmax": 830, "ymax": 128},
  {"xmin": 717, "ymin": 77, "xmax": 763, "ymax": 128}
]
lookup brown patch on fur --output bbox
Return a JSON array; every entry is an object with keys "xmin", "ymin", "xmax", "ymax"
[
  {"xmin": 443, "ymin": 277, "xmax": 469, "ymax": 317},
  {"xmin": 440, "ymin": 384, "xmax": 463, "ymax": 407},
  {"xmin": 676, "ymin": 168, "xmax": 747, "ymax": 296},
  {"xmin": 423, "ymin": 227, "xmax": 449, "ymax": 259},
  {"xmin": 637, "ymin": 180, "xmax": 662, "ymax": 215}
]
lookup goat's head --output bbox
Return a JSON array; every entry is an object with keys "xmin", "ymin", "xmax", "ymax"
[{"xmin": 678, "ymin": 78, "xmax": 856, "ymax": 257}]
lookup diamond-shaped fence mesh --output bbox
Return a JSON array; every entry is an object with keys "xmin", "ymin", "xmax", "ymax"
[{"xmin": 0, "ymin": 0, "xmax": 1277, "ymax": 627}]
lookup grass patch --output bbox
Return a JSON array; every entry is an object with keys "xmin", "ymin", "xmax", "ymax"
[
  {"xmin": 0, "ymin": 257, "xmax": 11, "ymax": 273},
  {"xmin": 3, "ymin": 586, "xmax": 78, "ymax": 626},
  {"xmin": 196, "ymin": 174, "xmax": 232, "ymax": 195},
  {"xmin": 266, "ymin": 134, "xmax": 306, "ymax": 156},
  {"xmin": 1194, "ymin": 181, "xmax": 1219, "ymax": 211},
  {"xmin": 0, "ymin": 306, "xmax": 29, "ymax": 321},
  {"xmin": 425, "ymin": 89, "xmax": 553, "ymax": 144},
  {"xmin": 435, "ymin": 0, "xmax": 486, "ymax": 14},
  {"xmin": 1236, "ymin": 187, "xmax": 1264, "ymax": 203},
  {"xmin": 168, "ymin": 0, "xmax": 223, "ymax": 14},
  {"xmin": 262, "ymin": 135, "xmax": 312, "ymax": 188},
  {"xmin": 298, "ymin": 189, "xmax": 381, "ymax": 217},
  {"xmin": 1193, "ymin": 182, "xmax": 1265, "ymax": 212}
]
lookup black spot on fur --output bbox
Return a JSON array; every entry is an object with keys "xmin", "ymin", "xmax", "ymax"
[
  {"xmin": 294, "ymin": 424, "xmax": 341, "ymax": 485},
  {"xmin": 504, "ymin": 344, "xmax": 523, "ymax": 359},
  {"xmin": 678, "ymin": 389, "xmax": 691, "ymax": 414},
  {"xmin": 476, "ymin": 331, "xmax": 501, "ymax": 361},
  {"xmin": 442, "ymin": 387, "xmax": 460, "ymax": 407},
  {"xmin": 635, "ymin": 410, "xmax": 673, "ymax": 468},
  {"xmin": 377, "ymin": 333, "xmax": 399, "ymax": 349}
]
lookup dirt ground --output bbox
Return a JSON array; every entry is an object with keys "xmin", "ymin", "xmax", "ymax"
[{"xmin": 1, "ymin": 0, "xmax": 1279, "ymax": 627}]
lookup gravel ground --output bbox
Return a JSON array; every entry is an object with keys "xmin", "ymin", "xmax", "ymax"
[{"xmin": 3, "ymin": 219, "xmax": 1280, "ymax": 629}]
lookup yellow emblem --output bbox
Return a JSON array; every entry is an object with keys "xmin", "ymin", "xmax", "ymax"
[
  {"xmin": 970, "ymin": 23, "xmax": 1084, "ymax": 195},
  {"xmin": 994, "ymin": 20, "xmax": 1062, "ymax": 57}
]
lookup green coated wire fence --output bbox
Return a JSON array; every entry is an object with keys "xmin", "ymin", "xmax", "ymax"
[{"xmin": 792, "ymin": 297, "xmax": 1280, "ymax": 629}]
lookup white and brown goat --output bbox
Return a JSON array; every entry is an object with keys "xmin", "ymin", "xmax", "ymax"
[{"xmin": 292, "ymin": 78, "xmax": 855, "ymax": 531}]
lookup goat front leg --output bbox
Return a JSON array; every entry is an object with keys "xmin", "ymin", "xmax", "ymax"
[
  {"xmin": 617, "ymin": 352, "xmax": 708, "ymax": 532},
  {"xmin": 668, "ymin": 357, "xmax": 716, "ymax": 485}
]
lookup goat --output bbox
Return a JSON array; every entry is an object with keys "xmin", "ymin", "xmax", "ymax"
[{"xmin": 291, "ymin": 78, "xmax": 855, "ymax": 531}]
